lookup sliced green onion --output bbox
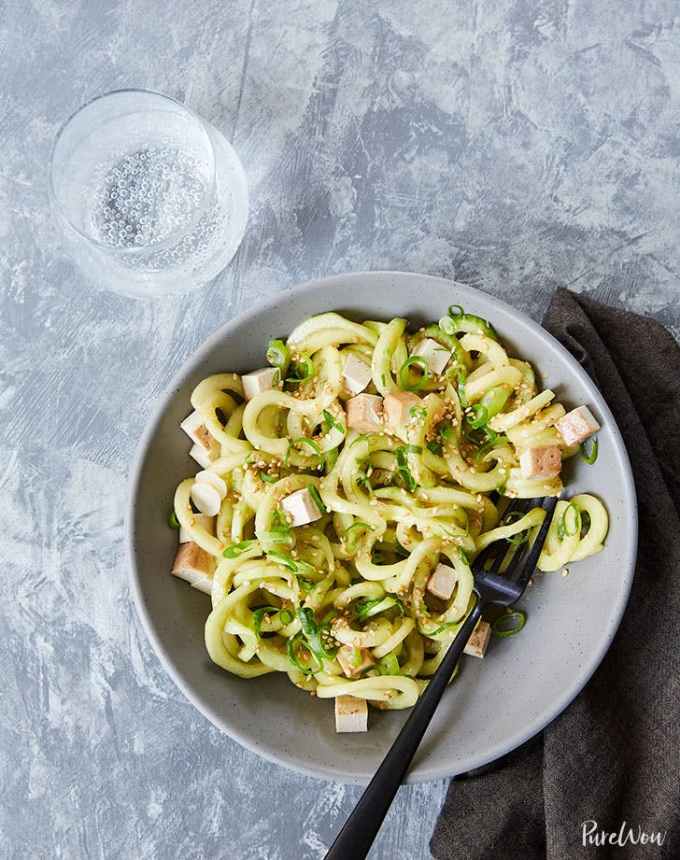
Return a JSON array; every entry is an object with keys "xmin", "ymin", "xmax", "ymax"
[
  {"xmin": 492, "ymin": 609, "xmax": 527, "ymax": 638},
  {"xmin": 260, "ymin": 471, "xmax": 279, "ymax": 484},
  {"xmin": 404, "ymin": 443, "xmax": 423, "ymax": 454},
  {"xmin": 266, "ymin": 338, "xmax": 290, "ymax": 375},
  {"xmin": 168, "ymin": 510, "xmax": 180, "ymax": 529},
  {"xmin": 377, "ymin": 653, "xmax": 400, "ymax": 676},
  {"xmin": 292, "ymin": 437, "xmax": 324, "ymax": 461},
  {"xmin": 324, "ymin": 448, "xmax": 339, "ymax": 472},
  {"xmin": 308, "ymin": 484, "xmax": 327, "ymax": 515},
  {"xmin": 278, "ymin": 608, "xmax": 294, "ymax": 625},
  {"xmin": 322, "ymin": 409, "xmax": 345, "ymax": 434},
  {"xmin": 448, "ymin": 304, "xmax": 465, "ymax": 317},
  {"xmin": 427, "ymin": 439, "xmax": 443, "ymax": 456},
  {"xmin": 223, "ymin": 539, "xmax": 256, "ymax": 558},
  {"xmin": 467, "ymin": 404, "xmax": 489, "ymax": 429},
  {"xmin": 429, "ymin": 620, "xmax": 459, "ymax": 636},
  {"xmin": 579, "ymin": 436, "xmax": 599, "ymax": 465},
  {"xmin": 356, "ymin": 470, "xmax": 373, "ymax": 495},
  {"xmin": 266, "ymin": 550, "xmax": 298, "ymax": 571},
  {"xmin": 298, "ymin": 607, "xmax": 334, "ymax": 662},
  {"xmin": 440, "ymin": 420, "xmax": 455, "ymax": 441},
  {"xmin": 503, "ymin": 509, "xmax": 529, "ymax": 546},
  {"xmin": 271, "ymin": 508, "xmax": 291, "ymax": 532},
  {"xmin": 286, "ymin": 357, "xmax": 315, "ymax": 385},
  {"xmin": 252, "ymin": 605, "xmax": 279, "ymax": 638},
  {"xmin": 409, "ymin": 405, "xmax": 428, "ymax": 420},
  {"xmin": 558, "ymin": 502, "xmax": 580, "ymax": 539},
  {"xmin": 294, "ymin": 559, "xmax": 316, "ymax": 578},
  {"xmin": 287, "ymin": 632, "xmax": 316, "ymax": 675},
  {"xmin": 298, "ymin": 578, "xmax": 314, "ymax": 593},
  {"xmin": 399, "ymin": 356, "xmax": 431, "ymax": 392},
  {"xmin": 260, "ymin": 530, "xmax": 294, "ymax": 546},
  {"xmin": 355, "ymin": 596, "xmax": 398, "ymax": 621},
  {"xmin": 344, "ymin": 520, "xmax": 373, "ymax": 537},
  {"xmin": 344, "ymin": 520, "xmax": 373, "ymax": 551},
  {"xmin": 395, "ymin": 447, "xmax": 417, "ymax": 493}
]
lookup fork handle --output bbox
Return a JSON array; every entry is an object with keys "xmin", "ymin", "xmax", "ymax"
[{"xmin": 325, "ymin": 602, "xmax": 484, "ymax": 860}]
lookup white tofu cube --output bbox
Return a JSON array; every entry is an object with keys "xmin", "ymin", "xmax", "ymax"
[
  {"xmin": 556, "ymin": 406, "xmax": 600, "ymax": 446},
  {"xmin": 384, "ymin": 391, "xmax": 421, "ymax": 433},
  {"xmin": 342, "ymin": 353, "xmax": 372, "ymax": 395},
  {"xmin": 190, "ymin": 481, "xmax": 222, "ymax": 516},
  {"xmin": 519, "ymin": 446, "xmax": 562, "ymax": 479},
  {"xmin": 412, "ymin": 338, "xmax": 451, "ymax": 376},
  {"xmin": 280, "ymin": 487, "xmax": 322, "ymax": 527},
  {"xmin": 346, "ymin": 393, "xmax": 384, "ymax": 433},
  {"xmin": 336, "ymin": 646, "xmax": 375, "ymax": 678},
  {"xmin": 242, "ymin": 367, "xmax": 279, "ymax": 401},
  {"xmin": 181, "ymin": 411, "xmax": 219, "ymax": 459},
  {"xmin": 464, "ymin": 620, "xmax": 492, "ymax": 658},
  {"xmin": 335, "ymin": 695, "xmax": 368, "ymax": 733},
  {"xmin": 171, "ymin": 542, "xmax": 215, "ymax": 594},
  {"xmin": 179, "ymin": 514, "xmax": 214, "ymax": 543},
  {"xmin": 426, "ymin": 563, "xmax": 457, "ymax": 602},
  {"xmin": 189, "ymin": 444, "xmax": 215, "ymax": 469}
]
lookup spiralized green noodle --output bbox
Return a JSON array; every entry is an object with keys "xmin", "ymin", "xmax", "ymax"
[{"xmin": 171, "ymin": 309, "xmax": 609, "ymax": 723}]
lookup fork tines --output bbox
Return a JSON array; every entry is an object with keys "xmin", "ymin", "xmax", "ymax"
[{"xmin": 473, "ymin": 496, "xmax": 559, "ymax": 582}]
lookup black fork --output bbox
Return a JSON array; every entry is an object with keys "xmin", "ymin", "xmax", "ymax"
[{"xmin": 325, "ymin": 496, "xmax": 559, "ymax": 860}]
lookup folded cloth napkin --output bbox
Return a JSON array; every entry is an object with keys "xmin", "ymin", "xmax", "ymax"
[{"xmin": 431, "ymin": 288, "xmax": 680, "ymax": 859}]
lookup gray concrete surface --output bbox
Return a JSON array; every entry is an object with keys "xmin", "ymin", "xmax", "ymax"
[{"xmin": 1, "ymin": 1, "xmax": 679, "ymax": 858}]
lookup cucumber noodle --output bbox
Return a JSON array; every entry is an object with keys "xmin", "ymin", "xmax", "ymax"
[{"xmin": 171, "ymin": 310, "xmax": 609, "ymax": 719}]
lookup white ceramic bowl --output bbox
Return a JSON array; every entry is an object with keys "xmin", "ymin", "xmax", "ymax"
[{"xmin": 128, "ymin": 272, "xmax": 636, "ymax": 783}]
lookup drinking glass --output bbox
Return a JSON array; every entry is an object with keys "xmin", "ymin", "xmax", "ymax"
[{"xmin": 49, "ymin": 89, "xmax": 249, "ymax": 297}]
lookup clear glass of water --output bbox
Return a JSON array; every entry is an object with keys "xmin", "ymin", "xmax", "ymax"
[{"xmin": 49, "ymin": 89, "xmax": 248, "ymax": 297}]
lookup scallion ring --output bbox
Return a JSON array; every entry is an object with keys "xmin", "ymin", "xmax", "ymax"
[
  {"xmin": 399, "ymin": 356, "xmax": 431, "ymax": 392},
  {"xmin": 322, "ymin": 409, "xmax": 345, "ymax": 434},
  {"xmin": 579, "ymin": 436, "xmax": 599, "ymax": 465},
  {"xmin": 266, "ymin": 550, "xmax": 298, "ymax": 571},
  {"xmin": 292, "ymin": 437, "xmax": 323, "ymax": 461},
  {"xmin": 223, "ymin": 539, "xmax": 256, "ymax": 558},
  {"xmin": 395, "ymin": 446, "xmax": 417, "ymax": 492},
  {"xmin": 492, "ymin": 609, "xmax": 527, "ymax": 638},
  {"xmin": 467, "ymin": 404, "xmax": 489, "ymax": 430},
  {"xmin": 308, "ymin": 484, "xmax": 327, "ymax": 514},
  {"xmin": 252, "ymin": 605, "xmax": 279, "ymax": 638},
  {"xmin": 427, "ymin": 439, "xmax": 443, "ymax": 456},
  {"xmin": 266, "ymin": 338, "xmax": 290, "ymax": 375},
  {"xmin": 278, "ymin": 608, "xmax": 294, "ymax": 625},
  {"xmin": 285, "ymin": 357, "xmax": 315, "ymax": 385},
  {"xmin": 558, "ymin": 502, "xmax": 580, "ymax": 539}
]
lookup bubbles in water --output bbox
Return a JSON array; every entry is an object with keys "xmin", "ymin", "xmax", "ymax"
[{"xmin": 91, "ymin": 146, "xmax": 208, "ymax": 249}]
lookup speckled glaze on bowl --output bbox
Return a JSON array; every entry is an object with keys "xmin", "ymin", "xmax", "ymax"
[{"xmin": 127, "ymin": 272, "xmax": 637, "ymax": 784}]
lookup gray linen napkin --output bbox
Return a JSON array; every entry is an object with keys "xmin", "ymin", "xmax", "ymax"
[{"xmin": 431, "ymin": 288, "xmax": 680, "ymax": 859}]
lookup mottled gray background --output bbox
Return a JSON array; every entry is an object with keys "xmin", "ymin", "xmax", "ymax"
[{"xmin": 1, "ymin": 0, "xmax": 679, "ymax": 858}]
